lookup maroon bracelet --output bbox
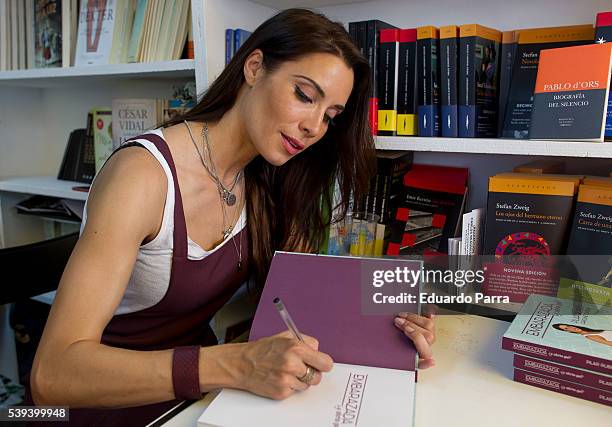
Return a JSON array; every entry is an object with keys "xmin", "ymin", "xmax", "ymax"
[{"xmin": 172, "ymin": 346, "xmax": 202, "ymax": 400}]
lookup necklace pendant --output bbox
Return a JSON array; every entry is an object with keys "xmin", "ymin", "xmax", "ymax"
[
  {"xmin": 237, "ymin": 260, "xmax": 242, "ymax": 271},
  {"xmin": 224, "ymin": 191, "xmax": 237, "ymax": 206}
]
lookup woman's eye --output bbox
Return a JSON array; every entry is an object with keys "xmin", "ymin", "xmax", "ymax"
[{"xmin": 295, "ymin": 85, "xmax": 313, "ymax": 103}]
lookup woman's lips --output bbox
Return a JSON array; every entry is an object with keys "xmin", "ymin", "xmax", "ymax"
[{"xmin": 281, "ymin": 133, "xmax": 304, "ymax": 155}]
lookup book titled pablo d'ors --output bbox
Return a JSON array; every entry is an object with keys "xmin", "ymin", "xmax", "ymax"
[{"xmin": 530, "ymin": 42, "xmax": 612, "ymax": 141}]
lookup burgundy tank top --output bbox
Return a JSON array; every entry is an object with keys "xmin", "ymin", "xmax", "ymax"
[{"xmin": 26, "ymin": 133, "xmax": 250, "ymax": 427}]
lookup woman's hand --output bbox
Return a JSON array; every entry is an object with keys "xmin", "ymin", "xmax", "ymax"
[
  {"xmin": 394, "ymin": 312, "xmax": 436, "ymax": 369},
  {"xmin": 236, "ymin": 331, "xmax": 334, "ymax": 400}
]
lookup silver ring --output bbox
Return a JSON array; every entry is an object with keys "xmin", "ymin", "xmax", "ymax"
[{"xmin": 298, "ymin": 366, "xmax": 316, "ymax": 384}]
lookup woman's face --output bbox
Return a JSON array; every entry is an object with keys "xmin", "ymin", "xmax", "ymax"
[
  {"xmin": 559, "ymin": 324, "xmax": 583, "ymax": 333},
  {"xmin": 240, "ymin": 51, "xmax": 354, "ymax": 166}
]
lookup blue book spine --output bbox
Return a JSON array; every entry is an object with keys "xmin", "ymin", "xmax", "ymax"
[
  {"xmin": 605, "ymin": 90, "xmax": 612, "ymax": 140},
  {"xmin": 458, "ymin": 105, "xmax": 476, "ymax": 137},
  {"xmin": 234, "ymin": 29, "xmax": 252, "ymax": 55},
  {"xmin": 225, "ymin": 29, "xmax": 233, "ymax": 65},
  {"xmin": 418, "ymin": 105, "xmax": 440, "ymax": 137}
]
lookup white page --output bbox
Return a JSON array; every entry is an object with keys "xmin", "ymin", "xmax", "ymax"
[{"xmin": 198, "ymin": 363, "xmax": 415, "ymax": 427}]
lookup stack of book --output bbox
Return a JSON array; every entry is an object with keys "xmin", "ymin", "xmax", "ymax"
[{"xmin": 502, "ymin": 294, "xmax": 611, "ymax": 406}]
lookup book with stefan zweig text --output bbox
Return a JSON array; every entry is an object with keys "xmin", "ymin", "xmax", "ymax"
[
  {"xmin": 198, "ymin": 252, "xmax": 422, "ymax": 427},
  {"xmin": 502, "ymin": 294, "xmax": 612, "ymax": 375},
  {"xmin": 530, "ymin": 43, "xmax": 612, "ymax": 141}
]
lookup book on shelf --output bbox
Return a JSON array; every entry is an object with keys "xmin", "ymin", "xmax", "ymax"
[
  {"xmin": 225, "ymin": 28, "xmax": 252, "ymax": 65},
  {"xmin": 440, "ymin": 25, "xmax": 458, "ymax": 138},
  {"xmin": 15, "ymin": 195, "xmax": 83, "ymax": 222},
  {"xmin": 34, "ymin": 0, "xmax": 62, "ymax": 68},
  {"xmin": 595, "ymin": 11, "xmax": 612, "ymax": 141},
  {"xmin": 512, "ymin": 159, "xmax": 565, "ymax": 174},
  {"xmin": 61, "ymin": 0, "xmax": 78, "ymax": 67},
  {"xmin": 396, "ymin": 28, "xmax": 418, "ymax": 136},
  {"xmin": 501, "ymin": 24, "xmax": 594, "ymax": 139},
  {"xmin": 386, "ymin": 164, "xmax": 468, "ymax": 256},
  {"xmin": 557, "ymin": 184, "xmax": 612, "ymax": 305},
  {"xmin": 460, "ymin": 208, "xmax": 483, "ymax": 257},
  {"xmin": 111, "ymin": 98, "xmax": 158, "ymax": 149},
  {"xmin": 126, "ymin": 0, "xmax": 148, "ymax": 63},
  {"xmin": 198, "ymin": 252, "xmax": 420, "ymax": 427},
  {"xmin": 74, "ymin": 0, "xmax": 117, "ymax": 66},
  {"xmin": 417, "ymin": 26, "xmax": 441, "ymax": 137},
  {"xmin": 513, "ymin": 353, "xmax": 612, "ymax": 393},
  {"xmin": 513, "ymin": 368, "xmax": 611, "ymax": 407},
  {"xmin": 377, "ymin": 29, "xmax": 400, "ymax": 136},
  {"xmin": 482, "ymin": 174, "xmax": 579, "ymax": 302},
  {"xmin": 0, "ymin": 0, "xmax": 7, "ymax": 70},
  {"xmin": 502, "ymin": 294, "xmax": 612, "ymax": 375},
  {"xmin": 458, "ymin": 24, "xmax": 501, "ymax": 138},
  {"xmin": 529, "ymin": 43, "xmax": 612, "ymax": 141},
  {"xmin": 497, "ymin": 30, "xmax": 520, "ymax": 137},
  {"xmin": 91, "ymin": 107, "xmax": 113, "ymax": 174}
]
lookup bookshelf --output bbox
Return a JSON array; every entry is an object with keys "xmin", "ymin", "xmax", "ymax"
[{"xmin": 375, "ymin": 137, "xmax": 612, "ymax": 158}]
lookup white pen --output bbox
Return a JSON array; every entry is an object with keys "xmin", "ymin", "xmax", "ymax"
[{"xmin": 273, "ymin": 297, "xmax": 305, "ymax": 343}]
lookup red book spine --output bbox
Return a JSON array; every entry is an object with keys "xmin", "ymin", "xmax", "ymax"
[{"xmin": 514, "ymin": 368, "xmax": 612, "ymax": 407}]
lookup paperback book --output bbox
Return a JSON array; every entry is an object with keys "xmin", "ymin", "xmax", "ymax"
[
  {"xmin": 440, "ymin": 25, "xmax": 458, "ymax": 137},
  {"xmin": 34, "ymin": 0, "xmax": 62, "ymax": 68},
  {"xmin": 514, "ymin": 353, "xmax": 612, "ymax": 393},
  {"xmin": 595, "ymin": 11, "xmax": 612, "ymax": 141},
  {"xmin": 501, "ymin": 25, "xmax": 594, "ymax": 139},
  {"xmin": 529, "ymin": 43, "xmax": 612, "ymax": 141},
  {"xmin": 502, "ymin": 294, "xmax": 612, "ymax": 375},
  {"xmin": 74, "ymin": 0, "xmax": 117, "ymax": 66},
  {"xmin": 396, "ymin": 29, "xmax": 418, "ymax": 136},
  {"xmin": 417, "ymin": 26, "xmax": 440, "ymax": 137},
  {"xmin": 458, "ymin": 24, "xmax": 501, "ymax": 138},
  {"xmin": 514, "ymin": 368, "xmax": 611, "ymax": 406},
  {"xmin": 386, "ymin": 164, "xmax": 468, "ymax": 256},
  {"xmin": 378, "ymin": 29, "xmax": 400, "ymax": 136}
]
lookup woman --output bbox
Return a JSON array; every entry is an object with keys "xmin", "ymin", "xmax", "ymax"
[
  {"xmin": 553, "ymin": 324, "xmax": 612, "ymax": 346},
  {"xmin": 30, "ymin": 9, "xmax": 435, "ymax": 425}
]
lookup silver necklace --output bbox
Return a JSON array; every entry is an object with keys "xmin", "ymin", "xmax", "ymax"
[
  {"xmin": 202, "ymin": 122, "xmax": 242, "ymax": 206},
  {"xmin": 185, "ymin": 121, "xmax": 244, "ymax": 271}
]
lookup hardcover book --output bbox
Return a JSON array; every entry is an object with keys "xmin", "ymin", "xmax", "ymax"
[
  {"xmin": 386, "ymin": 164, "xmax": 468, "ymax": 256},
  {"xmin": 440, "ymin": 25, "xmax": 458, "ymax": 137},
  {"xmin": 417, "ymin": 26, "xmax": 441, "ymax": 137},
  {"xmin": 530, "ymin": 43, "xmax": 612, "ymax": 141},
  {"xmin": 458, "ymin": 24, "xmax": 501, "ymax": 138},
  {"xmin": 514, "ymin": 368, "xmax": 611, "ymax": 406},
  {"xmin": 514, "ymin": 353, "xmax": 612, "ymax": 392},
  {"xmin": 396, "ymin": 29, "xmax": 418, "ymax": 136},
  {"xmin": 378, "ymin": 29, "xmax": 400, "ymax": 136},
  {"xmin": 34, "ymin": 0, "xmax": 62, "ymax": 68},
  {"xmin": 199, "ymin": 252, "xmax": 421, "ymax": 426},
  {"xmin": 502, "ymin": 294, "xmax": 612, "ymax": 375},
  {"xmin": 501, "ymin": 25, "xmax": 594, "ymax": 139},
  {"xmin": 595, "ymin": 11, "xmax": 612, "ymax": 141},
  {"xmin": 512, "ymin": 159, "xmax": 565, "ymax": 174}
]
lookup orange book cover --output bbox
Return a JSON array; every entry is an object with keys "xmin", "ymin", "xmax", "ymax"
[{"xmin": 530, "ymin": 43, "xmax": 612, "ymax": 141}]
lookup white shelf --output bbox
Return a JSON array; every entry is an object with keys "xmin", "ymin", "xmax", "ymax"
[
  {"xmin": 0, "ymin": 60, "xmax": 195, "ymax": 88},
  {"xmin": 0, "ymin": 176, "xmax": 89, "ymax": 201},
  {"xmin": 252, "ymin": 0, "xmax": 369, "ymax": 8},
  {"xmin": 375, "ymin": 136, "xmax": 612, "ymax": 158}
]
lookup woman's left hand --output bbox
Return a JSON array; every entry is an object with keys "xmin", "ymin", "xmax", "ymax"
[{"xmin": 394, "ymin": 312, "xmax": 436, "ymax": 369}]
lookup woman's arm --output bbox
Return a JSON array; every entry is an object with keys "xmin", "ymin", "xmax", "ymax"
[
  {"xmin": 31, "ymin": 147, "xmax": 333, "ymax": 407},
  {"xmin": 31, "ymin": 147, "xmax": 176, "ymax": 407},
  {"xmin": 585, "ymin": 334, "xmax": 612, "ymax": 346}
]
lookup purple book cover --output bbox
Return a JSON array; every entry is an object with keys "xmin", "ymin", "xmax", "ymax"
[
  {"xmin": 514, "ymin": 354, "xmax": 612, "ymax": 392},
  {"xmin": 514, "ymin": 368, "xmax": 612, "ymax": 407},
  {"xmin": 249, "ymin": 252, "xmax": 420, "ymax": 371}
]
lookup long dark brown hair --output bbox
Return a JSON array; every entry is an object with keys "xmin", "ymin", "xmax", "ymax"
[{"xmin": 164, "ymin": 9, "xmax": 375, "ymax": 287}]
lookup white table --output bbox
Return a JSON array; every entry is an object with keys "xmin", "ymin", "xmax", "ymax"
[{"xmin": 159, "ymin": 313, "xmax": 611, "ymax": 427}]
